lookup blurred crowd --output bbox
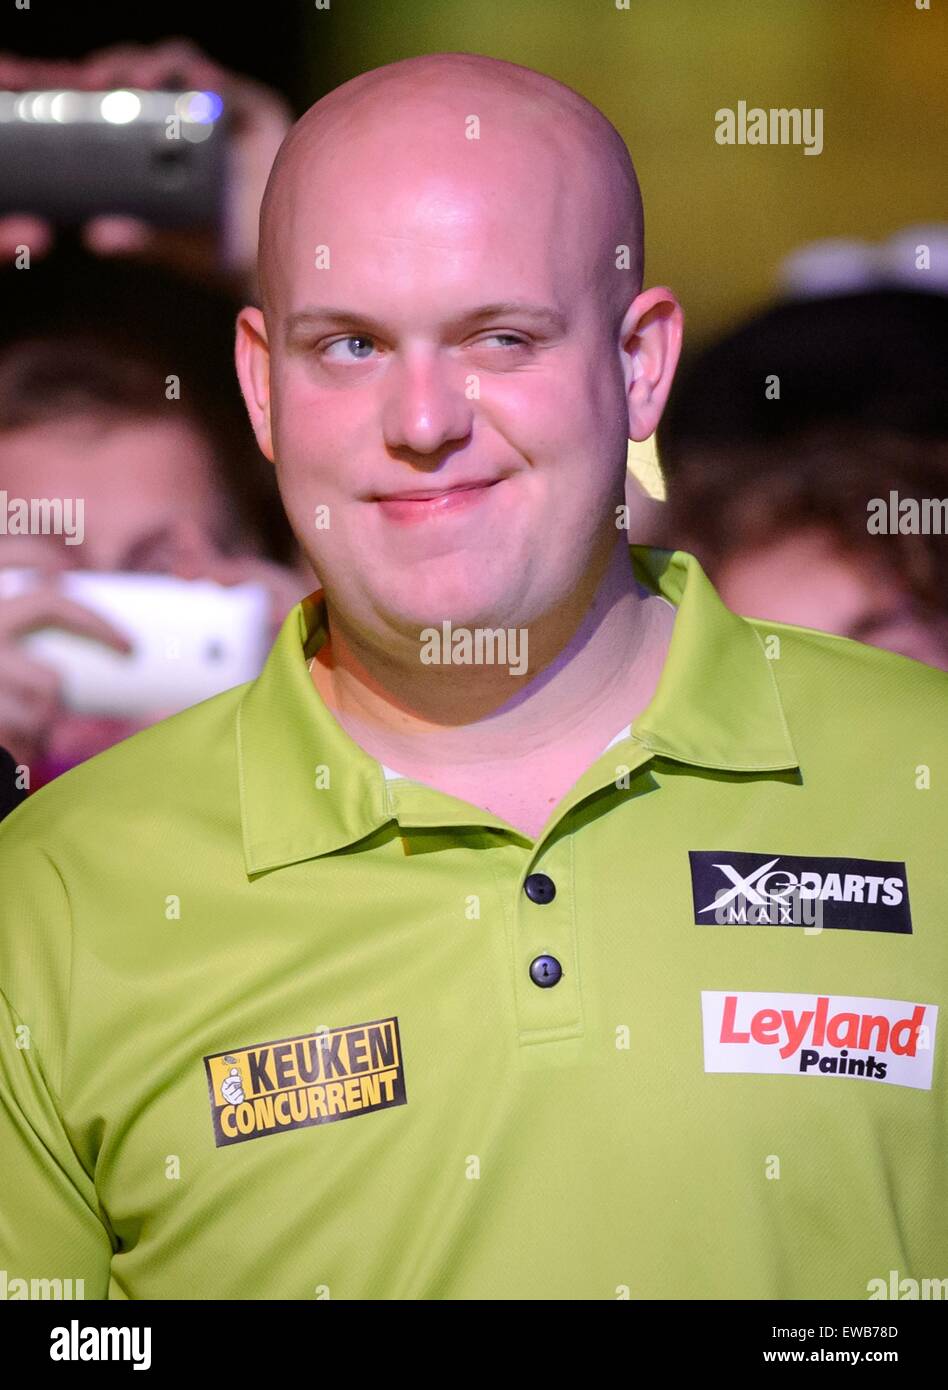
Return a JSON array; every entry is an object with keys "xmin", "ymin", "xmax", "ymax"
[
  {"xmin": 0, "ymin": 40, "xmax": 310, "ymax": 795},
  {"xmin": 0, "ymin": 37, "xmax": 945, "ymax": 810},
  {"xmin": 652, "ymin": 285, "xmax": 948, "ymax": 669}
]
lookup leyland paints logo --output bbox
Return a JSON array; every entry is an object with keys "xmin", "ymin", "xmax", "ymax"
[
  {"xmin": 689, "ymin": 851, "xmax": 912, "ymax": 933},
  {"xmin": 702, "ymin": 992, "xmax": 937, "ymax": 1090},
  {"xmin": 204, "ymin": 1017, "xmax": 406, "ymax": 1147}
]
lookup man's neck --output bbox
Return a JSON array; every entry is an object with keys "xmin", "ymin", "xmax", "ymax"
[{"xmin": 309, "ymin": 540, "xmax": 675, "ymax": 780}]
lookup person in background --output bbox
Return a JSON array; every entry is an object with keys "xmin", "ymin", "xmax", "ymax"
[
  {"xmin": 655, "ymin": 426, "xmax": 948, "ymax": 669},
  {"xmin": 0, "ymin": 38, "xmax": 306, "ymax": 789},
  {"xmin": 0, "ymin": 248, "xmax": 312, "ymax": 789},
  {"xmin": 654, "ymin": 287, "xmax": 948, "ymax": 665}
]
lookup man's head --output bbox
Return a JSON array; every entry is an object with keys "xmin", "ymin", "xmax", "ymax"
[{"xmin": 237, "ymin": 52, "xmax": 682, "ymax": 662}]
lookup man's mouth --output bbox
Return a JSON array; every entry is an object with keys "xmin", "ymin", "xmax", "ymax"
[{"xmin": 373, "ymin": 478, "xmax": 503, "ymax": 522}]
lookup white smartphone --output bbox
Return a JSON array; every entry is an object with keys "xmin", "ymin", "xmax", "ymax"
[{"xmin": 0, "ymin": 569, "xmax": 271, "ymax": 718}]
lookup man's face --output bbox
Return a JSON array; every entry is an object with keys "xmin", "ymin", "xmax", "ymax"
[{"xmin": 242, "ymin": 111, "xmax": 654, "ymax": 645}]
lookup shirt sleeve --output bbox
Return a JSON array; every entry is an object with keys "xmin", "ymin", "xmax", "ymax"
[{"xmin": 0, "ymin": 812, "xmax": 114, "ymax": 1299}]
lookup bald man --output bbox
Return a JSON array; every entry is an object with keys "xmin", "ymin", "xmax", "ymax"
[
  {"xmin": 1, "ymin": 53, "xmax": 946, "ymax": 1303},
  {"xmin": 237, "ymin": 52, "xmax": 679, "ymax": 840}
]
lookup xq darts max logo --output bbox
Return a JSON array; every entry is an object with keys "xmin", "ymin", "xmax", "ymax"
[
  {"xmin": 688, "ymin": 851, "xmax": 912, "ymax": 933},
  {"xmin": 204, "ymin": 1017, "xmax": 407, "ymax": 1147}
]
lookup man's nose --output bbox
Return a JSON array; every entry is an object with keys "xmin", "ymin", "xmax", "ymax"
[{"xmin": 380, "ymin": 349, "xmax": 473, "ymax": 456}]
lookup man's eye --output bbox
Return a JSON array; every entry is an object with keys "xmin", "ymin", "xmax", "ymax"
[
  {"xmin": 321, "ymin": 336, "xmax": 378, "ymax": 361},
  {"xmin": 479, "ymin": 333, "xmax": 528, "ymax": 349},
  {"xmin": 317, "ymin": 332, "xmax": 528, "ymax": 361}
]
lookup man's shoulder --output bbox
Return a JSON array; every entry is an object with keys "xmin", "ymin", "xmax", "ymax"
[{"xmin": 0, "ymin": 679, "xmax": 250, "ymax": 851}]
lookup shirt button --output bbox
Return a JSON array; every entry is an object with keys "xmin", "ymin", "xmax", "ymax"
[
  {"xmin": 524, "ymin": 872, "xmax": 556, "ymax": 904},
  {"xmin": 529, "ymin": 954, "xmax": 563, "ymax": 987}
]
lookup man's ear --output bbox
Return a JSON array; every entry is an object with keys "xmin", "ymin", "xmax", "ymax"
[
  {"xmin": 619, "ymin": 287, "xmax": 684, "ymax": 442},
  {"xmin": 235, "ymin": 306, "xmax": 274, "ymax": 463}
]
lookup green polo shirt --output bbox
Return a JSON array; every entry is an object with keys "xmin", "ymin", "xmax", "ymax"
[{"xmin": 1, "ymin": 545, "xmax": 946, "ymax": 1301}]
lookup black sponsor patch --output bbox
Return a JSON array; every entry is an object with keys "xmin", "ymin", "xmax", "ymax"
[
  {"xmin": 204, "ymin": 1016, "xmax": 407, "ymax": 1147},
  {"xmin": 689, "ymin": 851, "xmax": 912, "ymax": 933}
]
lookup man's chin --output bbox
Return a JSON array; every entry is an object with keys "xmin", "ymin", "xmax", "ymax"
[
  {"xmin": 382, "ymin": 572, "xmax": 519, "ymax": 628},
  {"xmin": 381, "ymin": 603, "xmax": 513, "ymax": 643}
]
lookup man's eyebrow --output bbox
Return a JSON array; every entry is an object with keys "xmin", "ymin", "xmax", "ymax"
[{"xmin": 284, "ymin": 301, "xmax": 569, "ymax": 341}]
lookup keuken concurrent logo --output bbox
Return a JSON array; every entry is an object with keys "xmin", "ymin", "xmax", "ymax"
[{"xmin": 204, "ymin": 1017, "xmax": 407, "ymax": 1147}]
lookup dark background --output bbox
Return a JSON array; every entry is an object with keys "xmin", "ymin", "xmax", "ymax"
[{"xmin": 0, "ymin": 1, "xmax": 313, "ymax": 110}]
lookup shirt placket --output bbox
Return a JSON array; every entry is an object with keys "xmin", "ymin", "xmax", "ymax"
[
  {"xmin": 509, "ymin": 830, "xmax": 582, "ymax": 1040},
  {"xmin": 487, "ymin": 736, "xmax": 656, "ymax": 1049}
]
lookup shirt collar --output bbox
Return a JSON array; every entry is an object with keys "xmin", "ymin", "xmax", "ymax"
[
  {"xmin": 237, "ymin": 545, "xmax": 800, "ymax": 873},
  {"xmin": 628, "ymin": 547, "xmax": 799, "ymax": 773}
]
